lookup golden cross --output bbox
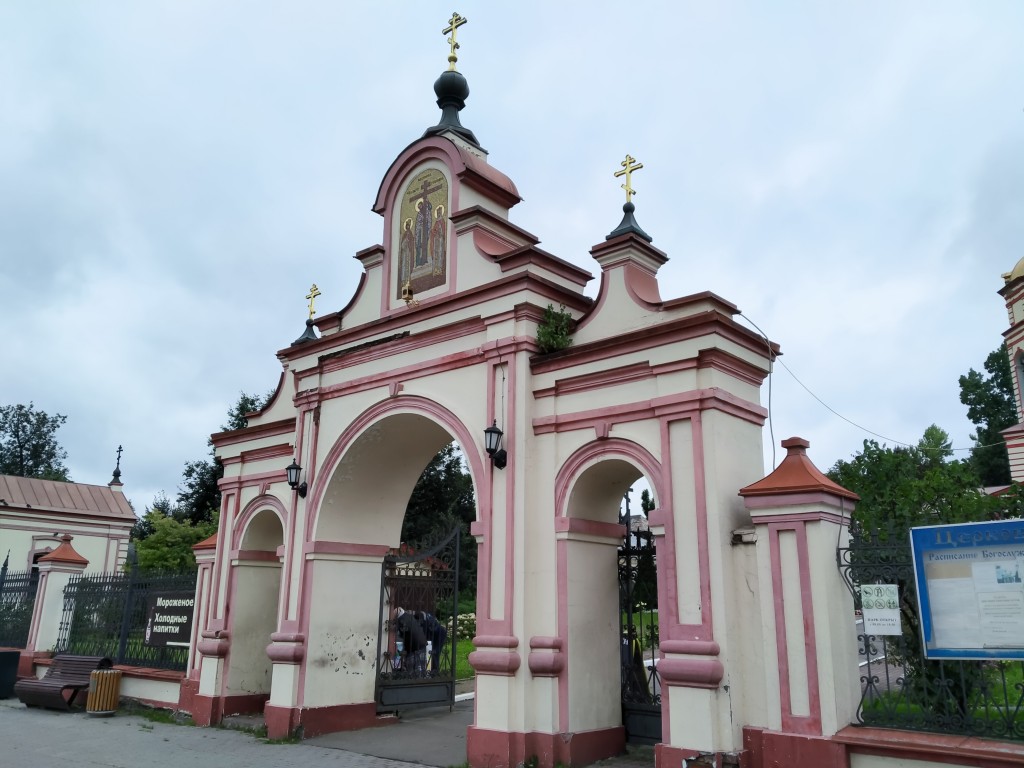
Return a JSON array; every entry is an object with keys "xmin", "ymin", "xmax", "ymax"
[
  {"xmin": 614, "ymin": 154, "xmax": 644, "ymax": 203},
  {"xmin": 443, "ymin": 12, "xmax": 468, "ymax": 71},
  {"xmin": 306, "ymin": 284, "xmax": 321, "ymax": 320}
]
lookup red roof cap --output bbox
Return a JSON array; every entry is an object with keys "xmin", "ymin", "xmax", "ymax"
[
  {"xmin": 739, "ymin": 437, "xmax": 859, "ymax": 501},
  {"xmin": 192, "ymin": 532, "xmax": 218, "ymax": 551},
  {"xmin": 38, "ymin": 534, "xmax": 89, "ymax": 566}
]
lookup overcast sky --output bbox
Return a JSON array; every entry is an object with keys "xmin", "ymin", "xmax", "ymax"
[{"xmin": 2, "ymin": 2, "xmax": 1022, "ymax": 514}]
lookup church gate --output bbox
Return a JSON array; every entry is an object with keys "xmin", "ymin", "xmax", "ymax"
[
  {"xmin": 178, "ymin": 15, "xmax": 868, "ymax": 768},
  {"xmin": 375, "ymin": 526, "xmax": 460, "ymax": 712}
]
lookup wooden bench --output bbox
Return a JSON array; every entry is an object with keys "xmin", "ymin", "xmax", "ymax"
[{"xmin": 14, "ymin": 655, "xmax": 113, "ymax": 710}]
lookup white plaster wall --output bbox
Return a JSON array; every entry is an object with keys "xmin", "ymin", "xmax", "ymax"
[
  {"xmin": 725, "ymin": 539, "xmax": 768, "ymax": 728},
  {"xmin": 565, "ymin": 537, "xmax": 620, "ymax": 732},
  {"xmin": 225, "ymin": 561, "xmax": 280, "ymax": 695},
  {"xmin": 121, "ymin": 676, "xmax": 181, "ymax": 708},
  {"xmin": 0, "ymin": 515, "xmax": 129, "ymax": 573},
  {"xmin": 806, "ymin": 517, "xmax": 859, "ymax": 735},
  {"xmin": 302, "ymin": 556, "xmax": 382, "ymax": 708},
  {"xmin": 699, "ymin": 409, "xmax": 769, "ymax": 743}
]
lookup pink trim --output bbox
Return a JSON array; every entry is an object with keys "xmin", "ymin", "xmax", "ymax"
[
  {"xmin": 468, "ymin": 650, "xmax": 521, "ymax": 675},
  {"xmin": 535, "ymin": 309, "xmax": 774, "ymax": 377},
  {"xmin": 690, "ymin": 415, "xmax": 714, "ymax": 640},
  {"xmin": 305, "ymin": 396, "xmax": 488, "ymax": 543},
  {"xmin": 556, "ymin": 535, "xmax": 572, "ymax": 732},
  {"xmin": 266, "ymin": 635, "xmax": 305, "ymax": 663},
  {"xmin": 229, "ymin": 549, "xmax": 280, "ymax": 563},
  {"xmin": 212, "ymin": 417, "xmax": 294, "ymax": 449},
  {"xmin": 303, "ymin": 541, "xmax": 391, "ymax": 557},
  {"xmin": 769, "ymin": 522, "xmax": 822, "ymax": 735},
  {"xmin": 553, "ymin": 517, "xmax": 623, "ymax": 540},
  {"xmin": 533, "ymin": 361, "xmax": 653, "ymax": 399},
  {"xmin": 532, "ymin": 387, "xmax": 767, "ymax": 435},
  {"xmin": 473, "ymin": 635, "xmax": 519, "ymax": 648},
  {"xmin": 527, "ymin": 635, "xmax": 566, "ymax": 676},
  {"xmin": 198, "ymin": 629, "xmax": 230, "ymax": 658},
  {"xmin": 231, "ymin": 496, "xmax": 287, "ymax": 551},
  {"xmin": 660, "ymin": 639, "xmax": 720, "ymax": 655},
  {"xmin": 748, "ymin": 506, "xmax": 849, "ymax": 525},
  {"xmin": 658, "ymin": 657, "xmax": 724, "ymax": 688},
  {"xmin": 239, "ymin": 444, "xmax": 293, "ymax": 463}
]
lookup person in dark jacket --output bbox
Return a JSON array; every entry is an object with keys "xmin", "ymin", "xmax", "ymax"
[{"xmin": 392, "ymin": 607, "xmax": 427, "ymax": 673}]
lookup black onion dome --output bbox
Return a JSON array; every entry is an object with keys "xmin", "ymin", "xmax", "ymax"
[{"xmin": 423, "ymin": 69, "xmax": 481, "ymax": 148}]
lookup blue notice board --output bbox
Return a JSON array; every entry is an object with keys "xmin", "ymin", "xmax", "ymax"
[{"xmin": 910, "ymin": 519, "xmax": 1024, "ymax": 660}]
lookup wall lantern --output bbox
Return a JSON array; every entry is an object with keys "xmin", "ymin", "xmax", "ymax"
[
  {"xmin": 484, "ymin": 421, "xmax": 507, "ymax": 470},
  {"xmin": 285, "ymin": 459, "xmax": 307, "ymax": 498}
]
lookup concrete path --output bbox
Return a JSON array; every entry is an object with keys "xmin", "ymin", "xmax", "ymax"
[
  {"xmin": 0, "ymin": 696, "xmax": 418, "ymax": 768},
  {"xmin": 307, "ymin": 699, "xmax": 473, "ymax": 767},
  {"xmin": 1, "ymin": 694, "xmax": 654, "ymax": 768}
]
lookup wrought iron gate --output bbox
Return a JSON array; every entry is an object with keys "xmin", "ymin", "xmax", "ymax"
[
  {"xmin": 0, "ymin": 556, "xmax": 38, "ymax": 648},
  {"xmin": 375, "ymin": 526, "xmax": 460, "ymax": 712},
  {"xmin": 619, "ymin": 502, "xmax": 662, "ymax": 745}
]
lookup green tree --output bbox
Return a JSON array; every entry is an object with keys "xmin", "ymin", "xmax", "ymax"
[
  {"xmin": 133, "ymin": 507, "xmax": 218, "ymax": 571},
  {"xmin": 400, "ymin": 442, "xmax": 477, "ymax": 592},
  {"xmin": 959, "ymin": 346, "xmax": 1015, "ymax": 486},
  {"xmin": 0, "ymin": 403, "xmax": 71, "ymax": 480},
  {"xmin": 828, "ymin": 426, "xmax": 999, "ymax": 716}
]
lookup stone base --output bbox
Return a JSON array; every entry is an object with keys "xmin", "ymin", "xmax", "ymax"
[
  {"xmin": 189, "ymin": 692, "xmax": 267, "ymax": 726},
  {"xmin": 467, "ymin": 725, "xmax": 625, "ymax": 768},
  {"xmin": 264, "ymin": 701, "xmax": 397, "ymax": 740},
  {"xmin": 741, "ymin": 727, "xmax": 845, "ymax": 768}
]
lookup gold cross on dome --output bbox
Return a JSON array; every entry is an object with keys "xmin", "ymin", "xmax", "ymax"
[
  {"xmin": 306, "ymin": 284, "xmax": 321, "ymax": 320},
  {"xmin": 443, "ymin": 12, "xmax": 468, "ymax": 71},
  {"xmin": 614, "ymin": 154, "xmax": 644, "ymax": 203}
]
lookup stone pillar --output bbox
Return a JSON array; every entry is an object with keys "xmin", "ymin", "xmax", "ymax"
[
  {"xmin": 21, "ymin": 534, "xmax": 88, "ymax": 676},
  {"xmin": 739, "ymin": 437, "xmax": 860, "ymax": 768},
  {"xmin": 179, "ymin": 533, "xmax": 218, "ymax": 715}
]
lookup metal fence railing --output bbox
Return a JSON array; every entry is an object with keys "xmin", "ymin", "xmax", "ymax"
[
  {"xmin": 0, "ymin": 559, "xmax": 37, "ymax": 648},
  {"xmin": 54, "ymin": 567, "xmax": 197, "ymax": 671},
  {"xmin": 838, "ymin": 523, "xmax": 1024, "ymax": 741}
]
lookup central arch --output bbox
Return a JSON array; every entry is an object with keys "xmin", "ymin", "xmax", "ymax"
[{"xmin": 295, "ymin": 396, "xmax": 485, "ymax": 722}]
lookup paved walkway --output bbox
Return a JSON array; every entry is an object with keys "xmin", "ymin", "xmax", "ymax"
[
  {"xmin": 0, "ymin": 694, "xmax": 655, "ymax": 768},
  {"xmin": 0, "ymin": 696, "xmax": 419, "ymax": 768}
]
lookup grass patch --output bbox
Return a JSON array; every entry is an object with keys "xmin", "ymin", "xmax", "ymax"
[
  {"xmin": 122, "ymin": 701, "xmax": 194, "ymax": 726},
  {"xmin": 456, "ymin": 637, "xmax": 474, "ymax": 680}
]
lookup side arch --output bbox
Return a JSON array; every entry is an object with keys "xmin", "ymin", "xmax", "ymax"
[
  {"xmin": 233, "ymin": 495, "xmax": 287, "ymax": 552},
  {"xmin": 554, "ymin": 438, "xmax": 666, "ymax": 522}
]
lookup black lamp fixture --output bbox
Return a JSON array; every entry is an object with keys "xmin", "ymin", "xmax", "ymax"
[
  {"xmin": 484, "ymin": 420, "xmax": 507, "ymax": 470},
  {"xmin": 285, "ymin": 459, "xmax": 307, "ymax": 498}
]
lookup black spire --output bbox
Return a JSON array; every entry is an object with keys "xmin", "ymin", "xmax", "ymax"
[
  {"xmin": 292, "ymin": 319, "xmax": 318, "ymax": 346},
  {"xmin": 109, "ymin": 445, "xmax": 123, "ymax": 486},
  {"xmin": 606, "ymin": 202, "xmax": 653, "ymax": 243}
]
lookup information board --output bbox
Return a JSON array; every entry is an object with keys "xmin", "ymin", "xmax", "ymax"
[
  {"xmin": 144, "ymin": 591, "xmax": 195, "ymax": 648},
  {"xmin": 910, "ymin": 519, "xmax": 1024, "ymax": 660}
]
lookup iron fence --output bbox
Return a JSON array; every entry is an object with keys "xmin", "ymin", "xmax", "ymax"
[
  {"xmin": 838, "ymin": 522, "xmax": 1024, "ymax": 741},
  {"xmin": 54, "ymin": 567, "xmax": 197, "ymax": 671},
  {"xmin": 0, "ymin": 559, "xmax": 37, "ymax": 648}
]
